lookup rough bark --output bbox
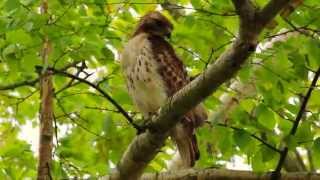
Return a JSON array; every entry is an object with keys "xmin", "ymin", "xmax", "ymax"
[
  {"xmin": 140, "ymin": 168, "xmax": 320, "ymax": 180},
  {"xmin": 110, "ymin": 0, "xmax": 293, "ymax": 179},
  {"xmin": 37, "ymin": 1, "xmax": 53, "ymax": 179},
  {"xmin": 37, "ymin": 70, "xmax": 54, "ymax": 180}
]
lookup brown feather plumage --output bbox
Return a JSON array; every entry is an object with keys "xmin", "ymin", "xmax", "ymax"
[{"xmin": 121, "ymin": 11, "xmax": 207, "ymax": 168}]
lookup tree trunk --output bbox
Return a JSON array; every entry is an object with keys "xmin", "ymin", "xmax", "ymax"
[{"xmin": 37, "ymin": 1, "xmax": 53, "ymax": 179}]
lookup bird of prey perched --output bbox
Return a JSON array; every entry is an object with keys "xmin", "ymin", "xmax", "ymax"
[{"xmin": 121, "ymin": 11, "xmax": 207, "ymax": 169}]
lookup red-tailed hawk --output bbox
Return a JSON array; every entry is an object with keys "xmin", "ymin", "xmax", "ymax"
[{"xmin": 121, "ymin": 11, "xmax": 207, "ymax": 168}]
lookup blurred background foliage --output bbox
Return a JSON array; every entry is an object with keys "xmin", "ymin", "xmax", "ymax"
[{"xmin": 0, "ymin": 0, "xmax": 319, "ymax": 178}]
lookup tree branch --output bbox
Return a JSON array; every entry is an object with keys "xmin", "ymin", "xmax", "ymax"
[
  {"xmin": 232, "ymin": 0, "xmax": 256, "ymax": 23},
  {"xmin": 258, "ymin": 0, "xmax": 291, "ymax": 28},
  {"xmin": 0, "ymin": 79, "xmax": 38, "ymax": 91},
  {"xmin": 232, "ymin": 0, "xmax": 257, "ymax": 40},
  {"xmin": 216, "ymin": 123, "xmax": 281, "ymax": 153},
  {"xmin": 0, "ymin": 60, "xmax": 83, "ymax": 91},
  {"xmin": 110, "ymin": 0, "xmax": 293, "ymax": 179},
  {"xmin": 273, "ymin": 67, "xmax": 320, "ymax": 178},
  {"xmin": 138, "ymin": 168, "xmax": 320, "ymax": 180},
  {"xmin": 48, "ymin": 67, "xmax": 141, "ymax": 132}
]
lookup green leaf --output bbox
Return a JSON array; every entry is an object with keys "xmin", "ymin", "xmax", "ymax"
[
  {"xmin": 277, "ymin": 114, "xmax": 291, "ymax": 134},
  {"xmin": 309, "ymin": 90, "xmax": 320, "ymax": 109},
  {"xmin": 284, "ymin": 135, "xmax": 298, "ymax": 150},
  {"xmin": 252, "ymin": 151, "xmax": 264, "ymax": 172},
  {"xmin": 6, "ymin": 29, "xmax": 33, "ymax": 46},
  {"xmin": 21, "ymin": 53, "xmax": 41, "ymax": 72},
  {"xmin": 239, "ymin": 65, "xmax": 252, "ymax": 82},
  {"xmin": 295, "ymin": 122, "xmax": 313, "ymax": 144},
  {"xmin": 312, "ymin": 137, "xmax": 320, "ymax": 167},
  {"xmin": 256, "ymin": 104, "xmax": 276, "ymax": 130},
  {"xmin": 260, "ymin": 145, "xmax": 277, "ymax": 162},
  {"xmin": 5, "ymin": 0, "xmax": 20, "ymax": 11},
  {"xmin": 191, "ymin": 0, "xmax": 201, "ymax": 8},
  {"xmin": 306, "ymin": 39, "xmax": 320, "ymax": 66},
  {"xmin": 233, "ymin": 130, "xmax": 252, "ymax": 152},
  {"xmin": 240, "ymin": 99, "xmax": 256, "ymax": 113},
  {"xmin": 2, "ymin": 44, "xmax": 19, "ymax": 58},
  {"xmin": 101, "ymin": 46, "xmax": 115, "ymax": 63}
]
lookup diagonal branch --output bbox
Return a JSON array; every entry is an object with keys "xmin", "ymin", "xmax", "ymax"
[
  {"xmin": 216, "ymin": 123, "xmax": 281, "ymax": 153},
  {"xmin": 0, "ymin": 79, "xmax": 38, "ymax": 91},
  {"xmin": 258, "ymin": 0, "xmax": 291, "ymax": 28},
  {"xmin": 47, "ymin": 67, "xmax": 141, "ymax": 132},
  {"xmin": 109, "ymin": 0, "xmax": 294, "ymax": 179},
  {"xmin": 273, "ymin": 67, "xmax": 320, "ymax": 178}
]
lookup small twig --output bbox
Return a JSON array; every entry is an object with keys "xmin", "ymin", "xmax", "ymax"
[
  {"xmin": 0, "ymin": 79, "xmax": 38, "ymax": 91},
  {"xmin": 56, "ymin": 99, "xmax": 109, "ymax": 139},
  {"xmin": 178, "ymin": 46, "xmax": 207, "ymax": 64},
  {"xmin": 57, "ymin": 92, "xmax": 104, "ymax": 99},
  {"xmin": 165, "ymin": 5, "xmax": 237, "ymax": 17},
  {"xmin": 251, "ymin": 62, "xmax": 291, "ymax": 82},
  {"xmin": 58, "ymin": 154, "xmax": 88, "ymax": 175},
  {"xmin": 83, "ymin": 1, "xmax": 236, "ymax": 16},
  {"xmin": 194, "ymin": 17, "xmax": 236, "ymax": 38},
  {"xmin": 96, "ymin": 67, "xmax": 119, "ymax": 87},
  {"xmin": 84, "ymin": 106, "xmax": 123, "ymax": 113},
  {"xmin": 55, "ymin": 62, "xmax": 89, "ymax": 95},
  {"xmin": 0, "ymin": 61, "xmax": 85, "ymax": 91},
  {"xmin": 215, "ymin": 123, "xmax": 281, "ymax": 153},
  {"xmin": 52, "ymin": 45, "xmax": 84, "ymax": 68},
  {"xmin": 48, "ymin": 0, "xmax": 75, "ymax": 25},
  {"xmin": 205, "ymin": 41, "xmax": 233, "ymax": 65}
]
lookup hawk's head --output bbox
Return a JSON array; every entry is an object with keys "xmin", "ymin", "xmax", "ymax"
[{"xmin": 133, "ymin": 11, "xmax": 173, "ymax": 38}]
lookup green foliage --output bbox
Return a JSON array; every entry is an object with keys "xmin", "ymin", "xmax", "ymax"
[{"xmin": 0, "ymin": 0, "xmax": 319, "ymax": 178}]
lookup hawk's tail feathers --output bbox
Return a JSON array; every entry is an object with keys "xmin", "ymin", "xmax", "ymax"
[
  {"xmin": 175, "ymin": 133, "xmax": 199, "ymax": 167},
  {"xmin": 169, "ymin": 123, "xmax": 199, "ymax": 169}
]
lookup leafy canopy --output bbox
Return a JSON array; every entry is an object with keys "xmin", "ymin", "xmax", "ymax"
[{"xmin": 0, "ymin": 0, "xmax": 319, "ymax": 178}]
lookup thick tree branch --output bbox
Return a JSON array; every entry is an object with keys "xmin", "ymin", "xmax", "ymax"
[
  {"xmin": 140, "ymin": 168, "xmax": 320, "ymax": 180},
  {"xmin": 258, "ymin": 0, "xmax": 291, "ymax": 28},
  {"xmin": 232, "ymin": 0, "xmax": 255, "ymax": 24},
  {"xmin": 232, "ymin": 0, "xmax": 257, "ymax": 41},
  {"xmin": 109, "ymin": 0, "xmax": 293, "ymax": 179}
]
